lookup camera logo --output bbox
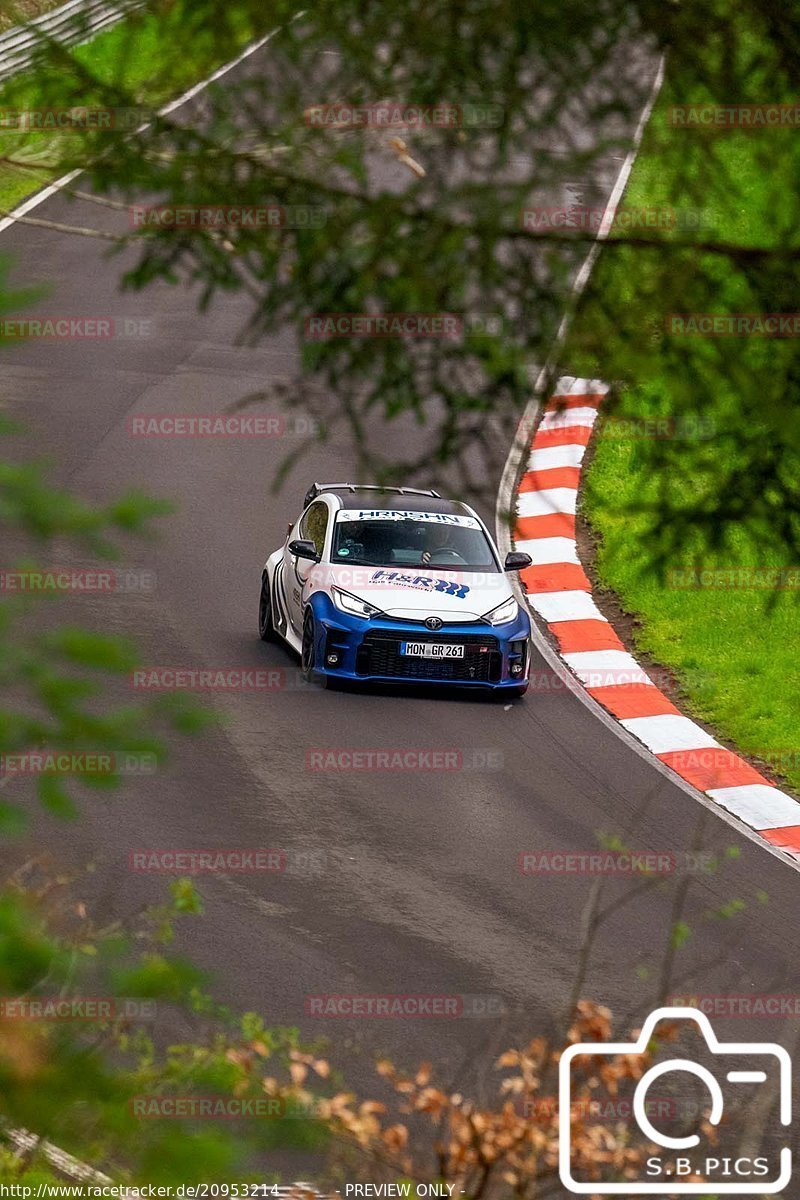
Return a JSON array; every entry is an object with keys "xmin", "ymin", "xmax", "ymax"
[{"xmin": 559, "ymin": 1006, "xmax": 792, "ymax": 1194}]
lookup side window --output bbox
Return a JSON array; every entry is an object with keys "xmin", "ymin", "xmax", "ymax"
[{"xmin": 299, "ymin": 501, "xmax": 329, "ymax": 557}]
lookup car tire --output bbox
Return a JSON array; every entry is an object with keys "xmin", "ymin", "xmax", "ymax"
[
  {"xmin": 301, "ymin": 608, "xmax": 329, "ymax": 687},
  {"xmin": 258, "ymin": 573, "xmax": 275, "ymax": 642},
  {"xmin": 506, "ymin": 682, "xmax": 528, "ymax": 699}
]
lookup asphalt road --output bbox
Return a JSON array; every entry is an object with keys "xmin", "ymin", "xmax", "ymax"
[{"xmin": 2, "ymin": 28, "xmax": 800, "ymax": 1149}]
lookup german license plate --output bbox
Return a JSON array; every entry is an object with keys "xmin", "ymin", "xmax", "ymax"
[{"xmin": 400, "ymin": 642, "xmax": 465, "ymax": 659}]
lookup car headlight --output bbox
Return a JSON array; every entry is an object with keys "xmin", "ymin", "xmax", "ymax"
[
  {"xmin": 331, "ymin": 587, "xmax": 382, "ymax": 619},
  {"xmin": 482, "ymin": 596, "xmax": 519, "ymax": 625}
]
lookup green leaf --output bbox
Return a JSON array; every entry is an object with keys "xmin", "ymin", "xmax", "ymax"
[
  {"xmin": 108, "ymin": 491, "xmax": 173, "ymax": 531},
  {"xmin": 37, "ymin": 773, "xmax": 78, "ymax": 819},
  {"xmin": 170, "ymin": 877, "xmax": 204, "ymax": 915},
  {"xmin": 45, "ymin": 628, "xmax": 139, "ymax": 672},
  {"xmin": 670, "ymin": 920, "xmax": 692, "ymax": 950},
  {"xmin": 0, "ymin": 800, "xmax": 27, "ymax": 837}
]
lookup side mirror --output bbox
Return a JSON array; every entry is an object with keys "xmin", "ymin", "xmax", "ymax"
[
  {"xmin": 504, "ymin": 550, "xmax": 532, "ymax": 572},
  {"xmin": 288, "ymin": 538, "xmax": 320, "ymax": 562}
]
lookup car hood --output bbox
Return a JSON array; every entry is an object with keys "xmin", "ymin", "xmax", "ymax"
[{"xmin": 315, "ymin": 563, "xmax": 513, "ymax": 622}]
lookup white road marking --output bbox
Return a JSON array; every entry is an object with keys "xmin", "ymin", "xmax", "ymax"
[
  {"xmin": 563, "ymin": 649, "xmax": 653, "ymax": 686},
  {"xmin": 528, "ymin": 443, "xmax": 588, "ymax": 470},
  {"xmin": 538, "ymin": 406, "xmax": 601, "ymax": 430},
  {"xmin": 707, "ymin": 785, "xmax": 800, "ymax": 830},
  {"xmin": 621, "ymin": 714, "xmax": 720, "ymax": 755},
  {"xmin": 552, "ymin": 376, "xmax": 610, "ymax": 396},
  {"xmin": 528, "ymin": 589, "xmax": 605, "ymax": 623},
  {"xmin": 517, "ymin": 486, "xmax": 578, "ymax": 517},
  {"xmin": 517, "ymin": 536, "xmax": 580, "ymax": 564}
]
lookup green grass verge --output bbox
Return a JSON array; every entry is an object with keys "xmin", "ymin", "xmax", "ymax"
[
  {"xmin": 584, "ymin": 442, "xmax": 800, "ymax": 792},
  {"xmin": 0, "ymin": 0, "xmax": 271, "ymax": 211},
  {"xmin": 567, "ymin": 20, "xmax": 800, "ymax": 794}
]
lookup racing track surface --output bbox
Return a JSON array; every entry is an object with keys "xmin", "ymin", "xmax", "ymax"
[{"xmin": 3, "ymin": 32, "xmax": 800, "ymax": 1125}]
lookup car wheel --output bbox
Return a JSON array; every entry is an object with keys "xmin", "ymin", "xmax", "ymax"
[
  {"xmin": 301, "ymin": 609, "xmax": 321, "ymax": 683},
  {"xmin": 506, "ymin": 682, "xmax": 528, "ymax": 699},
  {"xmin": 258, "ymin": 573, "xmax": 275, "ymax": 642}
]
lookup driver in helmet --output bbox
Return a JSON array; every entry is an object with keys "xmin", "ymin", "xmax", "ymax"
[{"xmin": 420, "ymin": 522, "xmax": 458, "ymax": 565}]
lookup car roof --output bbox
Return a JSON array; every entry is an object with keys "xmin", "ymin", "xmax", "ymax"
[{"xmin": 329, "ymin": 491, "xmax": 471, "ymax": 516}]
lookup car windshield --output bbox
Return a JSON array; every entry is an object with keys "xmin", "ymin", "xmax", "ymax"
[{"xmin": 332, "ymin": 512, "xmax": 499, "ymax": 572}]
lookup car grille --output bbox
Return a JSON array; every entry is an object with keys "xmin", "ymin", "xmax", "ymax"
[{"xmin": 356, "ymin": 632, "xmax": 502, "ymax": 683}]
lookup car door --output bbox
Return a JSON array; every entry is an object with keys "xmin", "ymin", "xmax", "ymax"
[{"xmin": 282, "ymin": 499, "xmax": 330, "ymax": 633}]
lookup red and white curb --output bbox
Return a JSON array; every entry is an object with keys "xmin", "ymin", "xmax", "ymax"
[{"xmin": 512, "ymin": 376, "xmax": 800, "ymax": 861}]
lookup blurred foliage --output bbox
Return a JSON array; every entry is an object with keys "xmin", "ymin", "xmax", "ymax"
[
  {"xmin": 2, "ymin": 0, "xmax": 795, "ymax": 566},
  {"xmin": 571, "ymin": 5, "xmax": 800, "ymax": 570},
  {"xmin": 0, "ymin": 864, "xmax": 331, "ymax": 1183},
  {"xmin": 0, "ymin": 284, "xmax": 211, "ymax": 827},
  {"xmin": 0, "ymin": 280, "xmax": 331, "ymax": 1174},
  {"xmin": 0, "ymin": 367, "xmax": 762, "ymax": 1186},
  {"xmin": 0, "ymin": 0, "xmax": 793, "ymax": 1186}
]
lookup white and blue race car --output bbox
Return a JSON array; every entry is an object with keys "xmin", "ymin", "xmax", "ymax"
[{"xmin": 259, "ymin": 484, "xmax": 532, "ymax": 695}]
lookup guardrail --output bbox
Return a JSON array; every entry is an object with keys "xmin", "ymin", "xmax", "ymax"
[
  {"xmin": 3, "ymin": 1121, "xmax": 327, "ymax": 1195},
  {"xmin": 0, "ymin": 0, "xmax": 140, "ymax": 82}
]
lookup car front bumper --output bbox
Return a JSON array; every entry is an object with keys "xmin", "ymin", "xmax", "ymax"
[{"xmin": 308, "ymin": 596, "xmax": 531, "ymax": 689}]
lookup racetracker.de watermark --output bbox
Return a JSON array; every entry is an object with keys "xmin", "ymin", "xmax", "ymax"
[
  {"xmin": 517, "ymin": 850, "xmax": 717, "ymax": 875},
  {"xmin": 517, "ymin": 407, "xmax": 717, "ymax": 442},
  {"xmin": 126, "ymin": 414, "xmax": 317, "ymax": 438},
  {"xmin": 667, "ymin": 313, "xmax": 800, "ymax": 336},
  {"xmin": 130, "ymin": 848, "xmax": 329, "ymax": 877},
  {"xmin": 303, "ymin": 101, "xmax": 503, "ymax": 129},
  {"xmin": 520, "ymin": 205, "xmax": 707, "ymax": 232},
  {"xmin": 304, "ymin": 748, "xmax": 503, "ymax": 771},
  {"xmin": 129, "ymin": 205, "xmax": 326, "ymax": 230},
  {"xmin": 304, "ymin": 993, "xmax": 506, "ymax": 1017},
  {"xmin": 670, "ymin": 994, "xmax": 800, "ymax": 1017},
  {"xmin": 518, "ymin": 1094, "xmax": 692, "ymax": 1123},
  {"xmin": 0, "ymin": 317, "xmax": 153, "ymax": 339},
  {"xmin": 528, "ymin": 665, "xmax": 713, "ymax": 692},
  {"xmin": 0, "ymin": 568, "xmax": 156, "ymax": 593},
  {"xmin": 306, "ymin": 312, "xmax": 512, "ymax": 340},
  {"xmin": 304, "ymin": 312, "xmax": 463, "ymax": 340},
  {"xmin": 669, "ymin": 104, "xmax": 800, "ymax": 128},
  {"xmin": 0, "ymin": 106, "xmax": 153, "ymax": 130},
  {"xmin": 591, "ymin": 413, "xmax": 716, "ymax": 441},
  {"xmin": 0, "ymin": 996, "xmax": 156, "ymax": 1020},
  {"xmin": 130, "ymin": 667, "xmax": 287, "ymax": 691},
  {"xmin": 662, "ymin": 747, "xmax": 800, "ymax": 778},
  {"xmin": 667, "ymin": 566, "xmax": 800, "ymax": 590},
  {"xmin": 306, "ymin": 565, "xmax": 502, "ymax": 590},
  {"xmin": 0, "ymin": 751, "xmax": 157, "ymax": 777},
  {"xmin": 130, "ymin": 1095, "xmax": 310, "ymax": 1119},
  {"xmin": 129, "ymin": 849, "xmax": 285, "ymax": 873}
]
